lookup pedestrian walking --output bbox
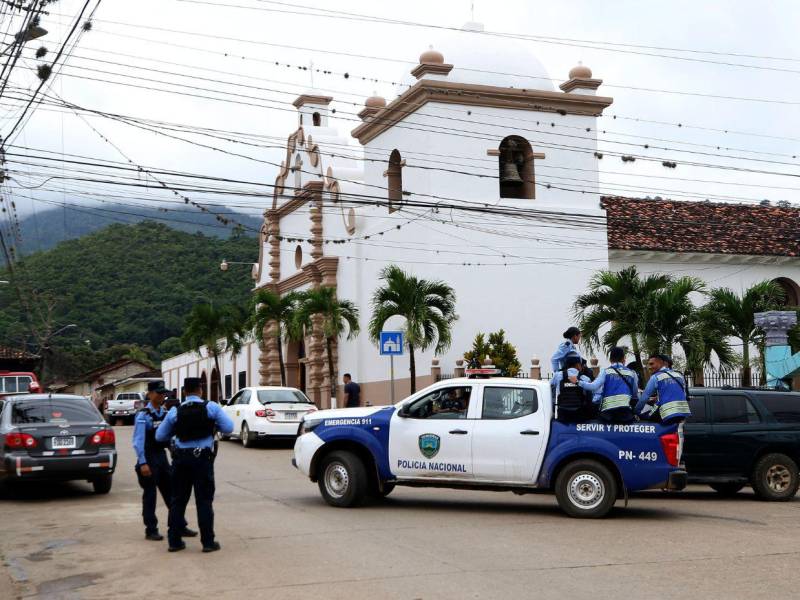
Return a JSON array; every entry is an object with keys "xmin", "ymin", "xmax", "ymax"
[
  {"xmin": 343, "ymin": 373, "xmax": 361, "ymax": 408},
  {"xmin": 155, "ymin": 377, "xmax": 233, "ymax": 553},
  {"xmin": 132, "ymin": 380, "xmax": 197, "ymax": 541}
]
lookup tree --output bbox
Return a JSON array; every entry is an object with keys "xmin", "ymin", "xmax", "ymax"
[
  {"xmin": 573, "ymin": 267, "xmax": 672, "ymax": 370},
  {"xmin": 641, "ymin": 276, "xmax": 706, "ymax": 355},
  {"xmin": 181, "ymin": 303, "xmax": 247, "ymax": 399},
  {"xmin": 368, "ymin": 266, "xmax": 457, "ymax": 393},
  {"xmin": 295, "ymin": 287, "xmax": 359, "ymax": 399},
  {"xmin": 705, "ymin": 281, "xmax": 786, "ymax": 386},
  {"xmin": 464, "ymin": 329, "xmax": 521, "ymax": 376},
  {"xmin": 248, "ymin": 288, "xmax": 300, "ymax": 386}
]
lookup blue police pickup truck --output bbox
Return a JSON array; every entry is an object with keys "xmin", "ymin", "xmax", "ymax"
[{"xmin": 293, "ymin": 375, "xmax": 686, "ymax": 518}]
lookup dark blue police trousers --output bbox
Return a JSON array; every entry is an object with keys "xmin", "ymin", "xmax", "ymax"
[
  {"xmin": 136, "ymin": 451, "xmax": 186, "ymax": 534},
  {"xmin": 168, "ymin": 449, "xmax": 216, "ymax": 548}
]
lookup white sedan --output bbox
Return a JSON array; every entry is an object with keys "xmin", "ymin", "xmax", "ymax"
[{"xmin": 221, "ymin": 386, "xmax": 317, "ymax": 447}]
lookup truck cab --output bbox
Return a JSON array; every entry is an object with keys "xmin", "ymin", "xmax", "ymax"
[{"xmin": 294, "ymin": 376, "xmax": 687, "ymax": 518}]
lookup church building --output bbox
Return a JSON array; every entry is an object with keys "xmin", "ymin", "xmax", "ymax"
[{"xmin": 163, "ymin": 23, "xmax": 800, "ymax": 408}]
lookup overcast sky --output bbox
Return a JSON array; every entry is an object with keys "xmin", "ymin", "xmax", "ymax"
[{"xmin": 5, "ymin": 0, "xmax": 799, "ymax": 226}]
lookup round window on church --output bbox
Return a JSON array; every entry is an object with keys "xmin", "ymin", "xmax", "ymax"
[{"xmin": 294, "ymin": 245, "xmax": 303, "ymax": 269}]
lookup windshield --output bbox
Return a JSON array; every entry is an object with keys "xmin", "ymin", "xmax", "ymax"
[
  {"xmin": 10, "ymin": 399, "xmax": 100, "ymax": 425},
  {"xmin": 256, "ymin": 390, "xmax": 311, "ymax": 404}
]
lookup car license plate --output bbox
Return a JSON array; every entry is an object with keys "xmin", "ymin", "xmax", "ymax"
[
  {"xmin": 52, "ymin": 436, "xmax": 76, "ymax": 449},
  {"xmin": 284, "ymin": 411, "xmax": 298, "ymax": 420}
]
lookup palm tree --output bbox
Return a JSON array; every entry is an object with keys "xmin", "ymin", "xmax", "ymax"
[
  {"xmin": 641, "ymin": 276, "xmax": 706, "ymax": 355},
  {"xmin": 368, "ymin": 265, "xmax": 457, "ymax": 393},
  {"xmin": 295, "ymin": 286, "xmax": 359, "ymax": 399},
  {"xmin": 573, "ymin": 266, "xmax": 672, "ymax": 370},
  {"xmin": 706, "ymin": 281, "xmax": 786, "ymax": 386},
  {"xmin": 181, "ymin": 303, "xmax": 247, "ymax": 399},
  {"xmin": 248, "ymin": 289, "xmax": 300, "ymax": 386}
]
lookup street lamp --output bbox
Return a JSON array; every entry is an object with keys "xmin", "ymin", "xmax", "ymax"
[
  {"xmin": 1, "ymin": 25, "xmax": 47, "ymax": 56},
  {"xmin": 14, "ymin": 25, "xmax": 47, "ymax": 43},
  {"xmin": 219, "ymin": 259, "xmax": 255, "ymax": 272}
]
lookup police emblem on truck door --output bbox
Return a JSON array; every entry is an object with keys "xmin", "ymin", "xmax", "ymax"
[{"xmin": 419, "ymin": 434, "xmax": 440, "ymax": 459}]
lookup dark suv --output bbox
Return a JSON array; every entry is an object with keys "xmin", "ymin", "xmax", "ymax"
[{"xmin": 683, "ymin": 388, "xmax": 800, "ymax": 500}]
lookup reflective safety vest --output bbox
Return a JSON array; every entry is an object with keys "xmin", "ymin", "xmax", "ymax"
[
  {"xmin": 654, "ymin": 369, "xmax": 691, "ymax": 422},
  {"xmin": 600, "ymin": 366, "xmax": 635, "ymax": 412}
]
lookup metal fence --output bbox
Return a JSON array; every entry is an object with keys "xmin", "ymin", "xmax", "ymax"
[
  {"xmin": 685, "ymin": 370, "xmax": 765, "ymax": 388},
  {"xmin": 436, "ymin": 371, "xmax": 535, "ymax": 382}
]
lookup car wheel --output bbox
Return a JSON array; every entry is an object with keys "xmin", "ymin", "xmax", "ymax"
[
  {"xmin": 751, "ymin": 453, "xmax": 799, "ymax": 501},
  {"xmin": 709, "ymin": 482, "xmax": 746, "ymax": 496},
  {"xmin": 555, "ymin": 460, "xmax": 617, "ymax": 518},
  {"xmin": 241, "ymin": 422, "xmax": 253, "ymax": 448},
  {"xmin": 92, "ymin": 475, "xmax": 112, "ymax": 494},
  {"xmin": 317, "ymin": 450, "xmax": 368, "ymax": 508}
]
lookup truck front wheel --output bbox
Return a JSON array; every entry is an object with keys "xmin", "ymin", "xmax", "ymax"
[
  {"xmin": 317, "ymin": 450, "xmax": 368, "ymax": 508},
  {"xmin": 555, "ymin": 460, "xmax": 617, "ymax": 518}
]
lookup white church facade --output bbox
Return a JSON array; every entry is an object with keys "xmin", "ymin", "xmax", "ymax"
[{"xmin": 163, "ymin": 23, "xmax": 800, "ymax": 408}]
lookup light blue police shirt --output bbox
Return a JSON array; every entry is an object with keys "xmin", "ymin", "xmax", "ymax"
[{"xmin": 155, "ymin": 395, "xmax": 234, "ymax": 449}]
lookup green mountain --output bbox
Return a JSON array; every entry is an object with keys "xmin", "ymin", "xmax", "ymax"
[
  {"xmin": 11, "ymin": 203, "xmax": 262, "ymax": 256},
  {"xmin": 0, "ymin": 221, "xmax": 259, "ymax": 381}
]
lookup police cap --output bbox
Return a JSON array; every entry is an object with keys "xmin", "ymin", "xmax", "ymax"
[
  {"xmin": 183, "ymin": 377, "xmax": 203, "ymax": 392},
  {"xmin": 147, "ymin": 380, "xmax": 168, "ymax": 394}
]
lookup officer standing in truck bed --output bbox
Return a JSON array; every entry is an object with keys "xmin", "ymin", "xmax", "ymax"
[{"xmin": 156, "ymin": 377, "xmax": 233, "ymax": 553}]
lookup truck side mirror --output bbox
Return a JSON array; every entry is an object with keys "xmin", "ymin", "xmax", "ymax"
[{"xmin": 398, "ymin": 405, "xmax": 410, "ymax": 418}]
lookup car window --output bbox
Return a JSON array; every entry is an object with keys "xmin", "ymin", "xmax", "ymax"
[
  {"xmin": 482, "ymin": 387, "xmax": 537, "ymax": 419},
  {"xmin": 18, "ymin": 377, "xmax": 31, "ymax": 392},
  {"xmin": 256, "ymin": 390, "xmax": 312, "ymax": 404},
  {"xmin": 405, "ymin": 386, "xmax": 472, "ymax": 420},
  {"xmin": 758, "ymin": 394, "xmax": 800, "ymax": 424},
  {"xmin": 686, "ymin": 394, "xmax": 708, "ymax": 423},
  {"xmin": 11, "ymin": 398, "xmax": 100, "ymax": 425},
  {"xmin": 238, "ymin": 390, "xmax": 252, "ymax": 405},
  {"xmin": 712, "ymin": 394, "xmax": 760, "ymax": 424},
  {"xmin": 3, "ymin": 377, "xmax": 18, "ymax": 393}
]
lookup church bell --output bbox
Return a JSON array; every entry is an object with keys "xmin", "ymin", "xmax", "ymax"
[{"xmin": 501, "ymin": 161, "xmax": 523, "ymax": 185}]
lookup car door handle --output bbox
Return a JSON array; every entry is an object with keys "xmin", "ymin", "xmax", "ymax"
[
  {"xmin": 520, "ymin": 430, "xmax": 540, "ymax": 435},
  {"xmin": 449, "ymin": 429, "xmax": 468, "ymax": 435}
]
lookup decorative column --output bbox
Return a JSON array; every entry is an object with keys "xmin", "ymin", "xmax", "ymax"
[
  {"xmin": 266, "ymin": 209, "xmax": 280, "ymax": 283},
  {"xmin": 307, "ymin": 181, "xmax": 324, "ymax": 261},
  {"xmin": 430, "ymin": 358, "xmax": 441, "ymax": 382},
  {"xmin": 307, "ymin": 314, "xmax": 326, "ymax": 407},
  {"xmin": 754, "ymin": 311, "xmax": 800, "ymax": 387},
  {"xmin": 590, "ymin": 357, "xmax": 600, "ymax": 379},
  {"xmin": 454, "ymin": 359, "xmax": 465, "ymax": 378},
  {"xmin": 258, "ymin": 321, "xmax": 282, "ymax": 386},
  {"xmin": 530, "ymin": 357, "xmax": 541, "ymax": 380}
]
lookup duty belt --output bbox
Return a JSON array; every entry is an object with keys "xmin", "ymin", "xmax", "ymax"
[{"xmin": 173, "ymin": 446, "xmax": 213, "ymax": 458}]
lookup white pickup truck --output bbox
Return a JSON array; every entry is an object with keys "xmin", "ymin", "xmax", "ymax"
[{"xmin": 104, "ymin": 392, "xmax": 144, "ymax": 424}]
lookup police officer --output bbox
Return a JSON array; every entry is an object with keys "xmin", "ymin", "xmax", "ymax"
[
  {"xmin": 551, "ymin": 327, "xmax": 582, "ymax": 372},
  {"xmin": 578, "ymin": 347, "xmax": 637, "ymax": 423},
  {"xmin": 550, "ymin": 354, "xmax": 590, "ymax": 423},
  {"xmin": 155, "ymin": 377, "xmax": 233, "ymax": 553},
  {"xmin": 132, "ymin": 381, "xmax": 197, "ymax": 541},
  {"xmin": 636, "ymin": 354, "xmax": 691, "ymax": 424}
]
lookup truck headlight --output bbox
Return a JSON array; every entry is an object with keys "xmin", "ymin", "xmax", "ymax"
[{"xmin": 300, "ymin": 418, "xmax": 322, "ymax": 435}]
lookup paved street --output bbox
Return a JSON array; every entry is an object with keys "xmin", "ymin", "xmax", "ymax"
[{"xmin": 1, "ymin": 427, "xmax": 798, "ymax": 600}]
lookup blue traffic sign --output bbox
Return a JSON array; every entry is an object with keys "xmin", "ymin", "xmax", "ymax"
[{"xmin": 379, "ymin": 331, "xmax": 404, "ymax": 356}]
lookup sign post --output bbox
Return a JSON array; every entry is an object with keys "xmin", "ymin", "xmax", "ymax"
[{"xmin": 379, "ymin": 331, "xmax": 404, "ymax": 404}]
